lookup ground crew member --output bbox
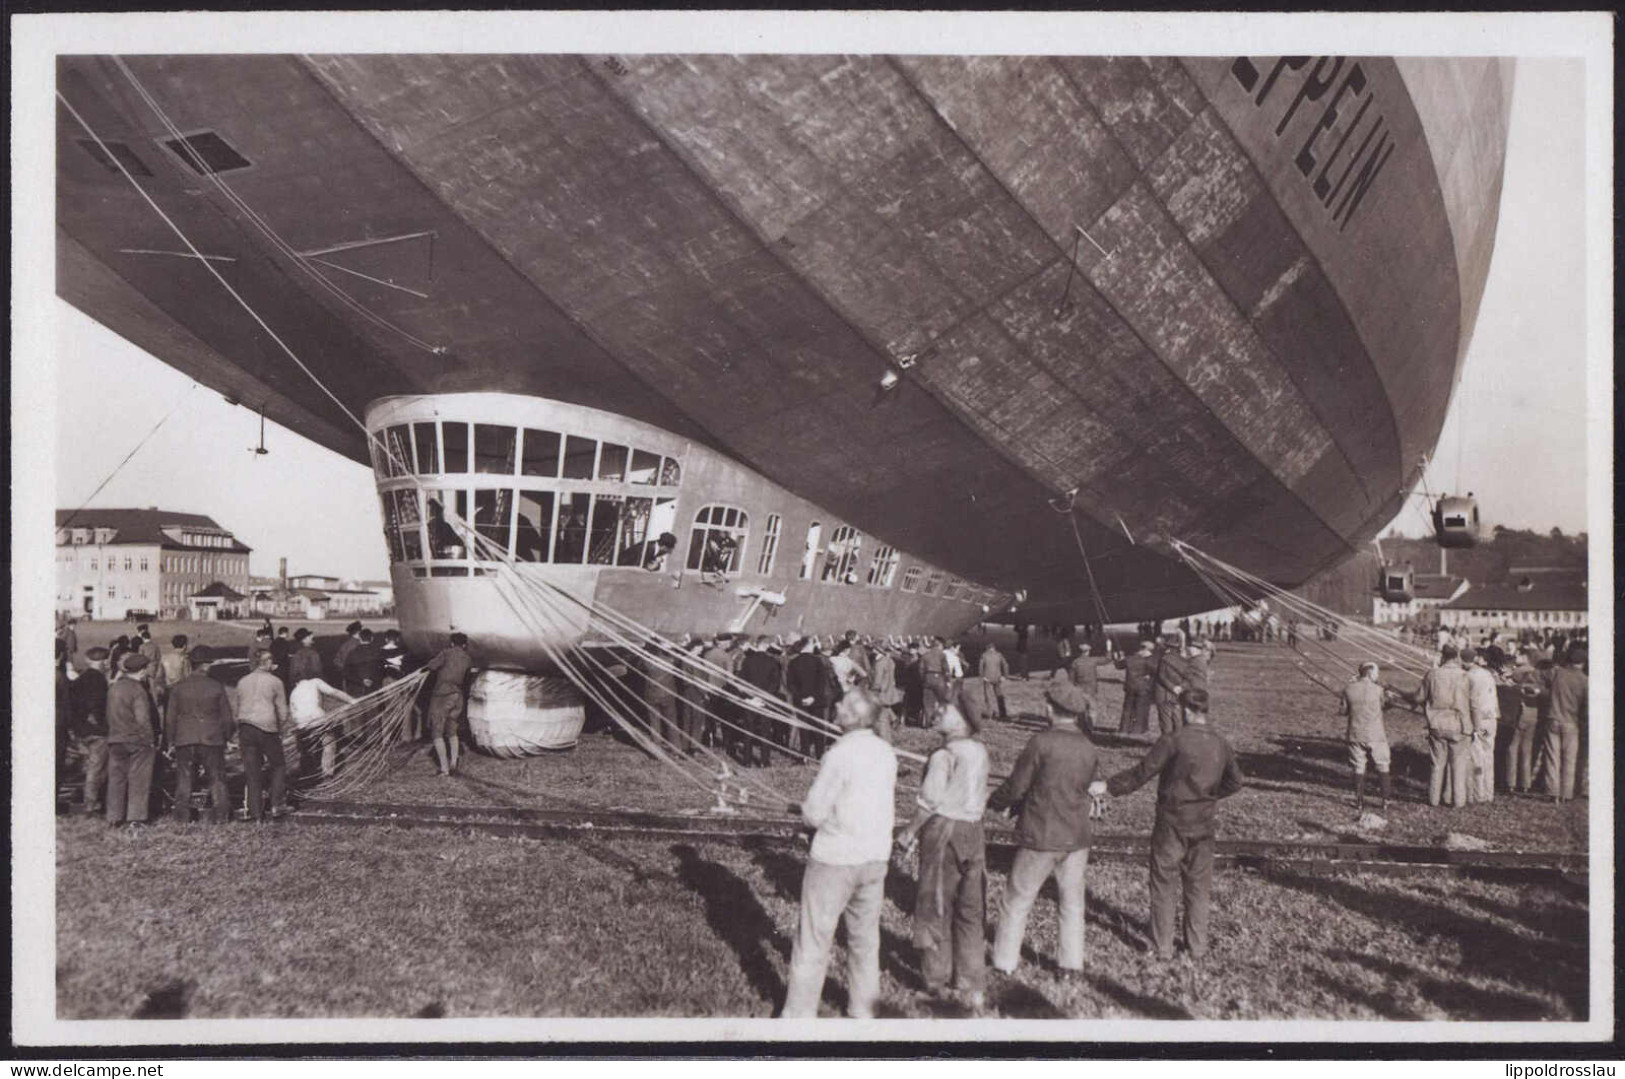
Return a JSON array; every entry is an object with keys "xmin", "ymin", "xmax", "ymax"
[
  {"xmin": 236, "ymin": 650, "xmax": 293, "ymax": 820},
  {"xmin": 738, "ymin": 635, "xmax": 785, "ymax": 766},
  {"xmin": 1065, "ymin": 645, "xmax": 1100, "ymax": 703},
  {"xmin": 58, "ymin": 617, "xmax": 79, "ymax": 663},
  {"xmin": 1152, "ymin": 634, "xmax": 1189, "ymax": 736},
  {"xmin": 1462, "ymin": 647, "xmax": 1500, "ymax": 803},
  {"xmin": 425, "ymin": 632, "xmax": 473, "ymax": 777},
  {"xmin": 1414, "ymin": 645, "xmax": 1474, "ymax": 807},
  {"xmin": 271, "ymin": 627, "xmax": 296, "ymax": 691},
  {"xmin": 135, "ymin": 624, "xmax": 162, "ymax": 670},
  {"xmin": 642, "ymin": 651, "xmax": 682, "ymax": 749},
  {"xmin": 1114, "ymin": 639, "xmax": 1156, "ymax": 737},
  {"xmin": 1104, "ymin": 688, "xmax": 1244, "ymax": 960},
  {"xmin": 786, "ymin": 637, "xmax": 834, "ymax": 758},
  {"xmin": 781, "ymin": 688, "xmax": 896, "ymax": 1019},
  {"xmin": 919, "ymin": 638, "xmax": 951, "ymax": 719},
  {"xmin": 246, "ymin": 626, "xmax": 273, "ymax": 673},
  {"xmin": 342, "ymin": 628, "xmax": 386, "ymax": 698},
  {"xmin": 1541, "ymin": 647, "xmax": 1587, "ymax": 802},
  {"xmin": 105, "ymin": 653, "xmax": 158, "ymax": 827},
  {"xmin": 70, "ymin": 647, "xmax": 112, "ymax": 815},
  {"xmin": 676, "ymin": 638, "xmax": 710, "ymax": 755},
  {"xmin": 1338, "ymin": 662, "xmax": 1391, "ymax": 812},
  {"xmin": 896, "ymin": 703, "xmax": 990, "ymax": 1010},
  {"xmin": 330, "ymin": 621, "xmax": 364, "ymax": 684},
  {"xmin": 156, "ymin": 634, "xmax": 192, "ymax": 704},
  {"xmin": 988, "ymin": 681, "xmax": 1100, "ymax": 975},
  {"xmin": 866, "ymin": 643, "xmax": 903, "ymax": 745},
  {"xmin": 288, "ymin": 628, "xmax": 324, "ymax": 685},
  {"xmin": 290, "ymin": 668, "xmax": 356, "ymax": 779},
  {"xmin": 977, "ymin": 641, "xmax": 1009, "ymax": 722},
  {"xmin": 1503, "ymin": 651, "xmax": 1543, "ymax": 793},
  {"xmin": 163, "ymin": 646, "xmax": 234, "ymax": 824}
]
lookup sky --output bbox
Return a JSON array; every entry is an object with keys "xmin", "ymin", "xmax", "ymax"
[{"xmin": 50, "ymin": 58, "xmax": 1592, "ymax": 582}]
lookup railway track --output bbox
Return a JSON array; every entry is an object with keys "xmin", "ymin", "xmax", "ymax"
[{"xmin": 290, "ymin": 799, "xmax": 1588, "ymax": 884}]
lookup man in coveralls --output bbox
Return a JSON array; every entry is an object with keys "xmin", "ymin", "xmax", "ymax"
[{"xmin": 1103, "ymin": 688, "xmax": 1244, "ymax": 960}]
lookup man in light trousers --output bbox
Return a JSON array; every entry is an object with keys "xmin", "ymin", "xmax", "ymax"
[
  {"xmin": 781, "ymin": 687, "xmax": 897, "ymax": 1019},
  {"xmin": 987, "ymin": 681, "xmax": 1100, "ymax": 974},
  {"xmin": 1461, "ymin": 647, "xmax": 1500, "ymax": 802}
]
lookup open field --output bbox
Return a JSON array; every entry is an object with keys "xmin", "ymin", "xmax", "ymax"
[
  {"xmin": 54, "ymin": 633, "xmax": 1591, "ymax": 1022},
  {"xmin": 55, "ymin": 814, "xmax": 1588, "ymax": 1021}
]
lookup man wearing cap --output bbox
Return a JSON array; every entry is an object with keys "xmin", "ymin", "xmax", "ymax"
[
  {"xmin": 236, "ymin": 649, "xmax": 294, "ymax": 820},
  {"xmin": 105, "ymin": 653, "xmax": 158, "ymax": 826},
  {"xmin": 70, "ymin": 647, "xmax": 112, "ymax": 815},
  {"xmin": 1413, "ymin": 645, "xmax": 1474, "ymax": 807},
  {"xmin": 1104, "ymin": 687, "xmax": 1244, "ymax": 960},
  {"xmin": 896, "ymin": 701, "xmax": 990, "ymax": 1008},
  {"xmin": 163, "ymin": 646, "xmax": 235, "ymax": 824},
  {"xmin": 1338, "ymin": 662, "xmax": 1392, "ymax": 812},
  {"xmin": 987, "ymin": 680, "xmax": 1101, "ymax": 975},
  {"xmin": 781, "ymin": 688, "xmax": 897, "ymax": 1019},
  {"xmin": 1113, "ymin": 639, "xmax": 1157, "ymax": 738},
  {"xmin": 919, "ymin": 638, "xmax": 952, "ymax": 719},
  {"xmin": 330, "ymin": 621, "xmax": 364, "ymax": 685},
  {"xmin": 288, "ymin": 628, "xmax": 324, "ymax": 685},
  {"xmin": 1064, "ymin": 643, "xmax": 1101, "ymax": 703},
  {"xmin": 1461, "ymin": 647, "xmax": 1500, "ymax": 803},
  {"xmin": 342, "ymin": 628, "xmax": 386, "ymax": 699},
  {"xmin": 425, "ymin": 633, "xmax": 473, "ymax": 777},
  {"xmin": 1540, "ymin": 647, "xmax": 1587, "ymax": 802},
  {"xmin": 58, "ymin": 617, "xmax": 79, "ymax": 663}
]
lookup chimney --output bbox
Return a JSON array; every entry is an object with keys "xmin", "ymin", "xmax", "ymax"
[{"xmin": 279, "ymin": 557, "xmax": 288, "ymax": 590}]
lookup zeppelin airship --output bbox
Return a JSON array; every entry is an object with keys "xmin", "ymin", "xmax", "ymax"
[{"xmin": 56, "ymin": 54, "xmax": 1513, "ymax": 747}]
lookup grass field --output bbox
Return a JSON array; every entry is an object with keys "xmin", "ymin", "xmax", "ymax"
[
  {"xmin": 54, "ymin": 630, "xmax": 1592, "ymax": 1022},
  {"xmin": 55, "ymin": 815, "xmax": 1588, "ymax": 1021}
]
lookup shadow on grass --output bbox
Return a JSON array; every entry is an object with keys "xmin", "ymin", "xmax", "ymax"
[
  {"xmin": 749, "ymin": 845, "xmax": 926, "ymax": 998},
  {"xmin": 1266, "ymin": 869, "xmax": 1588, "ymax": 1018},
  {"xmin": 671, "ymin": 843, "xmax": 789, "ymax": 1012},
  {"xmin": 132, "ymin": 977, "xmax": 194, "ymax": 1019},
  {"xmin": 1081, "ymin": 971, "xmax": 1191, "ymax": 1019},
  {"xmin": 1319, "ymin": 950, "xmax": 1562, "ymax": 1020}
]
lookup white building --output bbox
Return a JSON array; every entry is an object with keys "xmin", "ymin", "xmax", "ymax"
[
  {"xmin": 56, "ymin": 508, "xmax": 252, "ymax": 620},
  {"xmin": 1437, "ymin": 575, "xmax": 1589, "ymax": 635},
  {"xmin": 1372, "ymin": 574, "xmax": 1468, "ymax": 625}
]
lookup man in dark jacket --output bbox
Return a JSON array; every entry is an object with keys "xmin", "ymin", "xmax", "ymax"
[
  {"xmin": 271, "ymin": 627, "xmax": 295, "ymax": 690},
  {"xmin": 330, "ymin": 621, "xmax": 364, "ymax": 685},
  {"xmin": 738, "ymin": 635, "xmax": 785, "ymax": 766},
  {"xmin": 1151, "ymin": 634, "xmax": 1190, "ymax": 736},
  {"xmin": 1114, "ymin": 639, "xmax": 1157, "ymax": 737},
  {"xmin": 341, "ymin": 628, "xmax": 386, "ymax": 698},
  {"xmin": 70, "ymin": 647, "xmax": 112, "ymax": 814},
  {"xmin": 786, "ymin": 637, "xmax": 834, "ymax": 758},
  {"xmin": 105, "ymin": 654, "xmax": 158, "ymax": 826},
  {"xmin": 163, "ymin": 646, "xmax": 235, "ymax": 824},
  {"xmin": 288, "ymin": 628, "xmax": 324, "ymax": 685},
  {"xmin": 1104, "ymin": 688, "xmax": 1244, "ymax": 960},
  {"xmin": 987, "ymin": 681, "xmax": 1101, "ymax": 974}
]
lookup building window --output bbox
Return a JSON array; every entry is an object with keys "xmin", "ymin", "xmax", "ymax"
[
  {"xmin": 124, "ymin": 557, "xmax": 133, "ymax": 572},
  {"xmin": 687, "ymin": 505, "xmax": 748, "ymax": 574},
  {"xmin": 89, "ymin": 559, "xmax": 97, "ymax": 571},
  {"xmin": 139, "ymin": 557, "xmax": 149, "ymax": 571},
  {"xmin": 923, "ymin": 571, "xmax": 945, "ymax": 596},
  {"xmin": 901, "ymin": 566, "xmax": 923, "ymax": 593},
  {"xmin": 757, "ymin": 514, "xmax": 783, "ymax": 576},
  {"xmin": 866, "ymin": 544, "xmax": 899, "ymax": 588},
  {"xmin": 820, "ymin": 526, "xmax": 863, "ymax": 584},
  {"xmin": 943, "ymin": 577, "xmax": 965, "ymax": 600},
  {"xmin": 798, "ymin": 522, "xmax": 823, "ymax": 580},
  {"xmin": 522, "ymin": 428, "xmax": 562, "ymax": 478}
]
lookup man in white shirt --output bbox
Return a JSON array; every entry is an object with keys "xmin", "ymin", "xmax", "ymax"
[
  {"xmin": 1461, "ymin": 647, "xmax": 1501, "ymax": 802},
  {"xmin": 290, "ymin": 674, "xmax": 356, "ymax": 778},
  {"xmin": 896, "ymin": 703, "xmax": 990, "ymax": 1008},
  {"xmin": 781, "ymin": 687, "xmax": 897, "ymax": 1019}
]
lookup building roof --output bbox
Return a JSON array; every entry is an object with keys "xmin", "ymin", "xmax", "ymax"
[
  {"xmin": 1412, "ymin": 574, "xmax": 1465, "ymax": 600},
  {"xmin": 1442, "ymin": 577, "xmax": 1588, "ymax": 613},
  {"xmin": 191, "ymin": 581, "xmax": 247, "ymax": 601},
  {"xmin": 56, "ymin": 508, "xmax": 252, "ymax": 553}
]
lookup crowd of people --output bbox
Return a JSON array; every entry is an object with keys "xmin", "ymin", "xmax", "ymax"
[
  {"xmin": 53, "ymin": 618, "xmax": 475, "ymax": 825},
  {"xmin": 1339, "ymin": 631, "xmax": 1591, "ymax": 813}
]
